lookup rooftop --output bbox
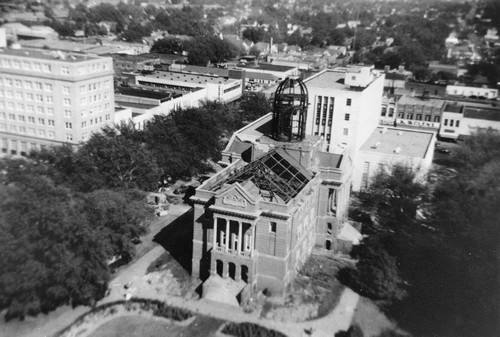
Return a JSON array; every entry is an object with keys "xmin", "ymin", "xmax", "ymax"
[
  {"xmin": 237, "ymin": 62, "xmax": 297, "ymax": 72},
  {"xmin": 116, "ymin": 87, "xmax": 182, "ymax": 101},
  {"xmin": 398, "ymin": 94, "xmax": 445, "ymax": 108},
  {"xmin": 304, "ymin": 69, "xmax": 346, "ymax": 90},
  {"xmin": 139, "ymin": 70, "xmax": 235, "ymax": 85},
  {"xmin": 360, "ymin": 127, "xmax": 434, "ymax": 158},
  {"xmin": 0, "ymin": 48, "xmax": 101, "ymax": 62},
  {"xmin": 210, "ymin": 148, "xmax": 313, "ymax": 204},
  {"xmin": 464, "ymin": 106, "xmax": 500, "ymax": 121}
]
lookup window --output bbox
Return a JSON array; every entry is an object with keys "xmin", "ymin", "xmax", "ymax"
[
  {"xmin": 105, "ymin": 114, "xmax": 110, "ymax": 120},
  {"xmin": 64, "ymin": 110, "xmax": 71, "ymax": 118},
  {"xmin": 6, "ymin": 90, "xmax": 13, "ymax": 98},
  {"xmin": 61, "ymin": 67, "xmax": 69, "ymax": 75},
  {"xmin": 17, "ymin": 103, "xmax": 24, "ymax": 111},
  {"xmin": 63, "ymin": 86, "xmax": 69, "ymax": 94},
  {"xmin": 35, "ymin": 94, "xmax": 43, "ymax": 102},
  {"xmin": 42, "ymin": 64, "xmax": 51, "ymax": 73},
  {"xmin": 381, "ymin": 107, "xmax": 387, "ymax": 116},
  {"xmin": 15, "ymin": 91, "xmax": 22, "ymax": 100},
  {"xmin": 19, "ymin": 126, "xmax": 26, "ymax": 133},
  {"xmin": 18, "ymin": 115, "xmax": 25, "ymax": 122},
  {"xmin": 34, "ymin": 63, "xmax": 41, "ymax": 71},
  {"xmin": 66, "ymin": 134, "xmax": 73, "ymax": 141},
  {"xmin": 15, "ymin": 80, "xmax": 21, "ymax": 88},
  {"xmin": 270, "ymin": 222, "xmax": 277, "ymax": 233},
  {"xmin": 25, "ymin": 81, "xmax": 32, "ymax": 89},
  {"xmin": 64, "ymin": 98, "xmax": 71, "ymax": 106},
  {"xmin": 434, "ymin": 116, "xmax": 440, "ymax": 123},
  {"xmin": 81, "ymin": 121, "xmax": 87, "ymax": 128},
  {"xmin": 38, "ymin": 129, "xmax": 45, "ymax": 137},
  {"xmin": 48, "ymin": 131, "xmax": 55, "ymax": 139},
  {"xmin": 444, "ymin": 119, "xmax": 448, "ymax": 126},
  {"xmin": 80, "ymin": 98, "xmax": 86, "ymax": 106},
  {"xmin": 425, "ymin": 115, "xmax": 431, "ymax": 121},
  {"xmin": 28, "ymin": 117, "xmax": 35, "ymax": 124},
  {"xmin": 47, "ymin": 108, "xmax": 54, "ymax": 115},
  {"xmin": 344, "ymin": 113, "xmax": 350, "ymax": 121},
  {"xmin": 79, "ymin": 85, "xmax": 85, "ymax": 94},
  {"xmin": 37, "ymin": 106, "xmax": 44, "ymax": 114},
  {"xmin": 456, "ymin": 120, "xmax": 460, "ymax": 127},
  {"xmin": 407, "ymin": 113, "xmax": 413, "ymax": 120},
  {"xmin": 46, "ymin": 96, "xmax": 53, "ymax": 104},
  {"xmin": 450, "ymin": 120, "xmax": 454, "ymax": 127},
  {"xmin": 343, "ymin": 128, "xmax": 349, "ymax": 136},
  {"xmin": 346, "ymin": 98, "xmax": 352, "ymax": 106},
  {"xmin": 45, "ymin": 83, "xmax": 52, "ymax": 92},
  {"xmin": 48, "ymin": 120, "xmax": 54, "ymax": 126},
  {"xmin": 65, "ymin": 122, "xmax": 72, "ymax": 129},
  {"xmin": 38, "ymin": 118, "xmax": 45, "ymax": 125},
  {"xmin": 416, "ymin": 114, "xmax": 422, "ymax": 121},
  {"xmin": 35, "ymin": 82, "xmax": 42, "ymax": 90},
  {"xmin": 8, "ymin": 113, "xmax": 15, "ymax": 120}
]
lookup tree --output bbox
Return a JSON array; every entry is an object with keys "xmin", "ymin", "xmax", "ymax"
[
  {"xmin": 77, "ymin": 126, "xmax": 161, "ymax": 191},
  {"xmin": 150, "ymin": 37, "xmax": 183, "ymax": 55},
  {"xmin": 242, "ymin": 27, "xmax": 266, "ymax": 43},
  {"xmin": 0, "ymin": 162, "xmax": 109, "ymax": 319},
  {"xmin": 239, "ymin": 92, "xmax": 271, "ymax": 123}
]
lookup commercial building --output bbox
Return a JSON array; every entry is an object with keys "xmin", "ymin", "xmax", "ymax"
[
  {"xmin": 0, "ymin": 48, "xmax": 114, "ymax": 155},
  {"xmin": 134, "ymin": 69, "xmax": 243, "ymax": 103},
  {"xmin": 440, "ymin": 101, "xmax": 500, "ymax": 140},
  {"xmin": 352, "ymin": 127, "xmax": 435, "ymax": 191},
  {"xmin": 303, "ymin": 65, "xmax": 385, "ymax": 155},
  {"xmin": 446, "ymin": 84, "xmax": 498, "ymax": 99},
  {"xmin": 190, "ymin": 78, "xmax": 356, "ymax": 305}
]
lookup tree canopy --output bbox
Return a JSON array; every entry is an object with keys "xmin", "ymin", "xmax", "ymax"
[{"xmin": 343, "ymin": 131, "xmax": 500, "ymax": 337}]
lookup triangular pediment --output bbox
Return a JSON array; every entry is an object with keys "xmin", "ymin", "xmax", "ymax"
[{"xmin": 215, "ymin": 182, "xmax": 259, "ymax": 210}]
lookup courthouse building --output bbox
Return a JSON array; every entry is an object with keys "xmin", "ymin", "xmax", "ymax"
[
  {"xmin": 190, "ymin": 78, "xmax": 356, "ymax": 305},
  {"xmin": 0, "ymin": 48, "xmax": 114, "ymax": 154}
]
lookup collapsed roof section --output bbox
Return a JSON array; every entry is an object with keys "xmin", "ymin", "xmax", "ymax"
[{"xmin": 210, "ymin": 148, "xmax": 313, "ymax": 204}]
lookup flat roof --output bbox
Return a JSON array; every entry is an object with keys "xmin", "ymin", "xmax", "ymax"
[
  {"xmin": 464, "ymin": 106, "xmax": 500, "ymax": 121},
  {"xmin": 139, "ymin": 70, "xmax": 234, "ymax": 85},
  {"xmin": 304, "ymin": 70, "xmax": 346, "ymax": 90},
  {"xmin": 398, "ymin": 95, "xmax": 445, "ymax": 108},
  {"xmin": 0, "ymin": 48, "xmax": 102, "ymax": 62},
  {"xmin": 443, "ymin": 102, "xmax": 463, "ymax": 113},
  {"xmin": 360, "ymin": 127, "xmax": 434, "ymax": 158},
  {"xmin": 116, "ymin": 87, "xmax": 181, "ymax": 101},
  {"xmin": 237, "ymin": 62, "xmax": 296, "ymax": 72}
]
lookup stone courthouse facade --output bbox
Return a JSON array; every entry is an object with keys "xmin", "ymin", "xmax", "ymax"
[{"xmin": 190, "ymin": 78, "xmax": 354, "ymax": 304}]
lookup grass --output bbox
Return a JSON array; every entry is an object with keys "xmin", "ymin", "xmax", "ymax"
[
  {"xmin": 351, "ymin": 297, "xmax": 402, "ymax": 337},
  {"xmin": 262, "ymin": 253, "xmax": 349, "ymax": 322},
  {"xmin": 88, "ymin": 315, "xmax": 224, "ymax": 337}
]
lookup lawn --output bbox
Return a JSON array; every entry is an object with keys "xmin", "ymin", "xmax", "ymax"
[{"xmin": 89, "ymin": 315, "xmax": 224, "ymax": 337}]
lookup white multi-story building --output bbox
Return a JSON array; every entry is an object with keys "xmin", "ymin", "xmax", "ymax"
[
  {"xmin": 303, "ymin": 65, "xmax": 385, "ymax": 155},
  {"xmin": 0, "ymin": 48, "xmax": 114, "ymax": 155}
]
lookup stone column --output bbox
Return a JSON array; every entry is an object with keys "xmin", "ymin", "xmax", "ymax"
[
  {"xmin": 236, "ymin": 264, "xmax": 241, "ymax": 282},
  {"xmin": 213, "ymin": 216, "xmax": 218, "ymax": 249},
  {"xmin": 225, "ymin": 219, "xmax": 230, "ymax": 252},
  {"xmin": 238, "ymin": 221, "xmax": 242, "ymax": 254}
]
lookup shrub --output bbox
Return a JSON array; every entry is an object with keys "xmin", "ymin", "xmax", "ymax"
[{"xmin": 222, "ymin": 322, "xmax": 287, "ymax": 337}]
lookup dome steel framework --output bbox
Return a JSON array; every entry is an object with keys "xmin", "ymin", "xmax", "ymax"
[{"xmin": 272, "ymin": 76, "xmax": 308, "ymax": 142}]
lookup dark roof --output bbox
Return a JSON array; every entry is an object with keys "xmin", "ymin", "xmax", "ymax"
[
  {"xmin": 227, "ymin": 138, "xmax": 253, "ymax": 154},
  {"xmin": 464, "ymin": 107, "xmax": 500, "ymax": 121},
  {"xmin": 116, "ymin": 87, "xmax": 179, "ymax": 101},
  {"xmin": 211, "ymin": 148, "xmax": 312, "ymax": 203},
  {"xmin": 443, "ymin": 102, "xmax": 464, "ymax": 113},
  {"xmin": 238, "ymin": 62, "xmax": 296, "ymax": 72}
]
